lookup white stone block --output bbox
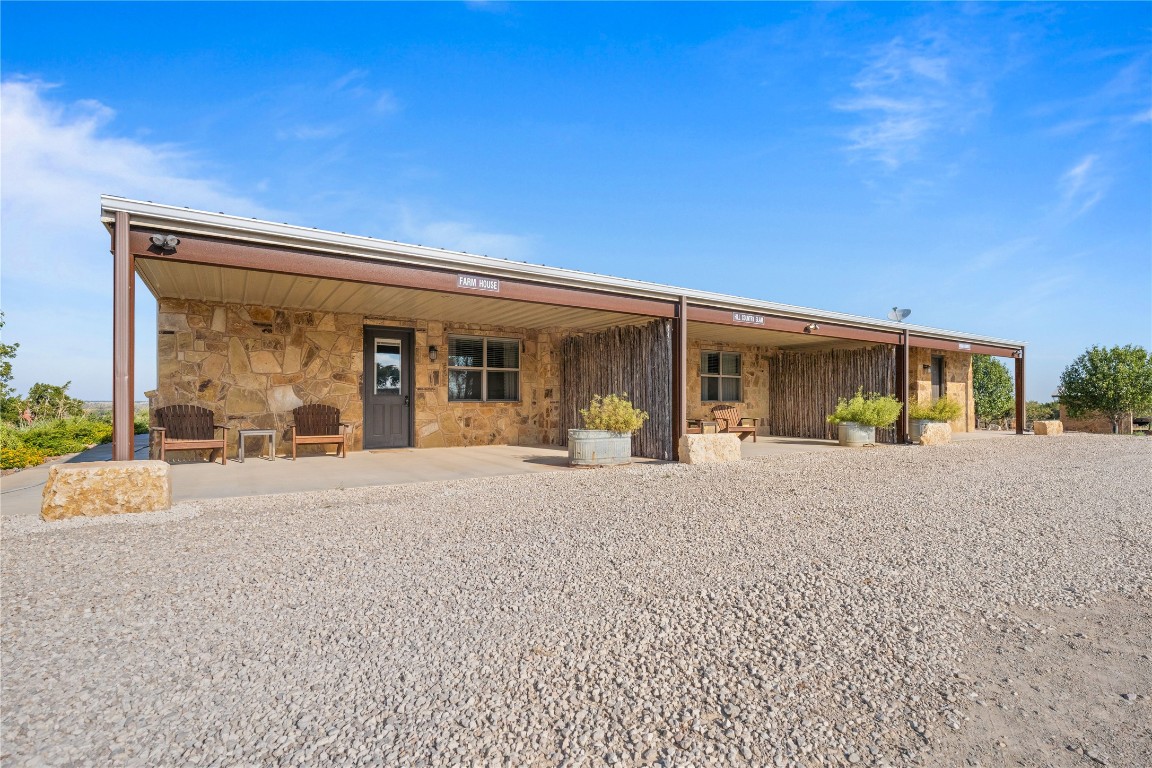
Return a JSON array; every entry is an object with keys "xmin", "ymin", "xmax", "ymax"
[{"xmin": 678, "ymin": 434, "xmax": 742, "ymax": 464}]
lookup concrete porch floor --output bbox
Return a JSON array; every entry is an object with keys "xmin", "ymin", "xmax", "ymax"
[{"xmin": 0, "ymin": 430, "xmax": 1015, "ymax": 519}]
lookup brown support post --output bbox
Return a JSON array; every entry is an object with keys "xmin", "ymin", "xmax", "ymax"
[
  {"xmin": 112, "ymin": 211, "xmax": 135, "ymax": 461},
  {"xmin": 897, "ymin": 330, "xmax": 910, "ymax": 443},
  {"xmin": 1015, "ymin": 350, "xmax": 1025, "ymax": 435},
  {"xmin": 672, "ymin": 296, "xmax": 688, "ymax": 459}
]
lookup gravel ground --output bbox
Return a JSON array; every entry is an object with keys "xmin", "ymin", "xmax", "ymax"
[{"xmin": 2, "ymin": 434, "xmax": 1149, "ymax": 767}]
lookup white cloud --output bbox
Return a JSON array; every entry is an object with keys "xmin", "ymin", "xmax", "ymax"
[
  {"xmin": 374, "ymin": 90, "xmax": 401, "ymax": 116},
  {"xmin": 835, "ymin": 33, "xmax": 984, "ymax": 168},
  {"xmin": 0, "ymin": 79, "xmax": 277, "ymax": 291},
  {"xmin": 1057, "ymin": 154, "xmax": 1106, "ymax": 216},
  {"xmin": 392, "ymin": 205, "xmax": 535, "ymax": 261}
]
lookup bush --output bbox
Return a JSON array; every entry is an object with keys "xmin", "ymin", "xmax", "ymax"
[
  {"xmin": 12, "ymin": 418, "xmax": 113, "ymax": 457},
  {"xmin": 1, "ymin": 444, "xmax": 45, "ymax": 470},
  {"xmin": 580, "ymin": 393, "xmax": 649, "ymax": 434},
  {"xmin": 827, "ymin": 389, "xmax": 903, "ymax": 428},
  {"xmin": 909, "ymin": 396, "xmax": 963, "ymax": 423}
]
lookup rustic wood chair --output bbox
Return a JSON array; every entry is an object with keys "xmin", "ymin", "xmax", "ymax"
[
  {"xmin": 710, "ymin": 405, "xmax": 758, "ymax": 442},
  {"xmin": 289, "ymin": 404, "xmax": 352, "ymax": 459},
  {"xmin": 152, "ymin": 405, "xmax": 229, "ymax": 464}
]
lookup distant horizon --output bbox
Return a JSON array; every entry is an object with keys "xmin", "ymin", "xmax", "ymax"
[{"xmin": 2, "ymin": 3, "xmax": 1148, "ymax": 401}]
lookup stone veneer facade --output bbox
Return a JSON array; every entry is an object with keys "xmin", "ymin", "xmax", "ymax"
[
  {"xmin": 151, "ymin": 298, "xmax": 979, "ymax": 451},
  {"xmin": 686, "ymin": 339, "xmax": 774, "ymax": 432},
  {"xmin": 908, "ymin": 348, "xmax": 975, "ymax": 432},
  {"xmin": 150, "ymin": 299, "xmax": 562, "ymax": 454}
]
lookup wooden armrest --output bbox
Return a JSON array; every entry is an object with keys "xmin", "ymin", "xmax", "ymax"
[
  {"xmin": 738, "ymin": 418, "xmax": 757, "ymax": 426},
  {"xmin": 214, "ymin": 424, "xmax": 230, "ymax": 431},
  {"xmin": 151, "ymin": 426, "xmax": 166, "ymax": 435}
]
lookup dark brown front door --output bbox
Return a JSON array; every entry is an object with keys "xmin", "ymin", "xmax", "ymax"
[
  {"xmin": 362, "ymin": 327, "xmax": 413, "ymax": 449},
  {"xmin": 930, "ymin": 355, "xmax": 945, "ymax": 401}
]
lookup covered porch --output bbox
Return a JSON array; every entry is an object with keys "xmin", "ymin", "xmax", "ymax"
[{"xmin": 104, "ymin": 197, "xmax": 1028, "ymax": 466}]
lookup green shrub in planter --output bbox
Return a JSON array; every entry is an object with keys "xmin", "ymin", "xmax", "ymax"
[
  {"xmin": 579, "ymin": 393, "xmax": 649, "ymax": 434},
  {"xmin": 826, "ymin": 389, "xmax": 903, "ymax": 428},
  {"xmin": 909, "ymin": 396, "xmax": 963, "ymax": 423}
]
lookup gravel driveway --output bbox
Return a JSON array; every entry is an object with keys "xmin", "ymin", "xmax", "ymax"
[{"xmin": 2, "ymin": 434, "xmax": 1149, "ymax": 767}]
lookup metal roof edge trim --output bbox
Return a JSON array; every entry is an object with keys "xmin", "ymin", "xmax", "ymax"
[{"xmin": 101, "ymin": 195, "xmax": 1027, "ymax": 349}]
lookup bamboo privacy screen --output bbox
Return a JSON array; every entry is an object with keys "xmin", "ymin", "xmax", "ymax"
[
  {"xmin": 560, "ymin": 320, "xmax": 674, "ymax": 460},
  {"xmin": 767, "ymin": 345, "xmax": 898, "ymax": 443}
]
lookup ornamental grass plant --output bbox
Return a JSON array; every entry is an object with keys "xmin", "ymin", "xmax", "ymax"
[
  {"xmin": 909, "ymin": 396, "xmax": 963, "ymax": 423},
  {"xmin": 826, "ymin": 389, "xmax": 903, "ymax": 428},
  {"xmin": 579, "ymin": 393, "xmax": 649, "ymax": 434}
]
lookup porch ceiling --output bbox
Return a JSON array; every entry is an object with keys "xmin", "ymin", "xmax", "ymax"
[
  {"xmin": 687, "ymin": 320, "xmax": 877, "ymax": 351},
  {"xmin": 136, "ymin": 258, "xmax": 654, "ymax": 332}
]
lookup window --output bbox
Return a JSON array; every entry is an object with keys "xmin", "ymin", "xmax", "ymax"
[
  {"xmin": 448, "ymin": 336, "xmax": 520, "ymax": 402},
  {"xmin": 701, "ymin": 351, "xmax": 742, "ymax": 402}
]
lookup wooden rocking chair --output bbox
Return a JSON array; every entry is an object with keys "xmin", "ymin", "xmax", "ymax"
[
  {"xmin": 289, "ymin": 404, "xmax": 352, "ymax": 459},
  {"xmin": 711, "ymin": 405, "xmax": 759, "ymax": 442},
  {"xmin": 152, "ymin": 405, "xmax": 229, "ymax": 464}
]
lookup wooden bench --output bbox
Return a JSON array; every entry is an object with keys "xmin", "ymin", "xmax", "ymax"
[
  {"xmin": 710, "ymin": 405, "xmax": 758, "ymax": 442},
  {"xmin": 289, "ymin": 404, "xmax": 352, "ymax": 459},
  {"xmin": 152, "ymin": 405, "xmax": 229, "ymax": 464}
]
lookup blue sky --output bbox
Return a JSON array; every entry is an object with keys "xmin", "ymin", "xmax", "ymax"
[{"xmin": 1, "ymin": 2, "xmax": 1149, "ymax": 402}]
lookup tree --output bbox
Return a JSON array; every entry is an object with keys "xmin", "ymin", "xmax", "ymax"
[
  {"xmin": 0, "ymin": 312, "xmax": 19, "ymax": 423},
  {"xmin": 972, "ymin": 354, "xmax": 1014, "ymax": 428},
  {"xmin": 24, "ymin": 382, "xmax": 85, "ymax": 421},
  {"xmin": 1058, "ymin": 345, "xmax": 1152, "ymax": 434},
  {"xmin": 1026, "ymin": 400, "xmax": 1060, "ymax": 424}
]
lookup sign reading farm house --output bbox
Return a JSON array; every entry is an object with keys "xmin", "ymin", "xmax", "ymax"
[
  {"xmin": 732, "ymin": 312, "xmax": 765, "ymax": 325},
  {"xmin": 457, "ymin": 274, "xmax": 501, "ymax": 292}
]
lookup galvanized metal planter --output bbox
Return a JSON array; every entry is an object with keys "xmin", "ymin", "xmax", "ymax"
[
  {"xmin": 568, "ymin": 429, "xmax": 633, "ymax": 466},
  {"xmin": 837, "ymin": 422, "xmax": 876, "ymax": 448}
]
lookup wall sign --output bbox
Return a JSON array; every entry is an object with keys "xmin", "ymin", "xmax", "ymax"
[
  {"xmin": 732, "ymin": 312, "xmax": 765, "ymax": 325},
  {"xmin": 958, "ymin": 343, "xmax": 971, "ymax": 350},
  {"xmin": 457, "ymin": 274, "xmax": 501, "ymax": 292}
]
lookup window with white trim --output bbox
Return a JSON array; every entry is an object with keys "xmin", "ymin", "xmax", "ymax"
[
  {"xmin": 701, "ymin": 351, "xmax": 742, "ymax": 402},
  {"xmin": 448, "ymin": 336, "xmax": 520, "ymax": 402}
]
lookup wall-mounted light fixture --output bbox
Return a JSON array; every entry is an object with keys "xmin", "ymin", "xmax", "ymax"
[
  {"xmin": 923, "ymin": 364, "xmax": 932, "ymax": 371},
  {"xmin": 149, "ymin": 234, "xmax": 180, "ymax": 252},
  {"xmin": 803, "ymin": 323, "xmax": 820, "ymax": 333},
  {"xmin": 1013, "ymin": 349, "xmax": 1024, "ymax": 359},
  {"xmin": 429, "ymin": 345, "xmax": 439, "ymax": 362}
]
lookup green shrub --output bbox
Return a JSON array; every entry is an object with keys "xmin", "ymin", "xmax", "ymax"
[
  {"xmin": 1, "ymin": 445, "xmax": 45, "ymax": 470},
  {"xmin": 15, "ymin": 418, "xmax": 113, "ymax": 456},
  {"xmin": 580, "ymin": 393, "xmax": 649, "ymax": 434},
  {"xmin": 826, "ymin": 389, "xmax": 903, "ymax": 428},
  {"xmin": 909, "ymin": 396, "xmax": 963, "ymax": 423},
  {"xmin": 135, "ymin": 414, "xmax": 150, "ymax": 435}
]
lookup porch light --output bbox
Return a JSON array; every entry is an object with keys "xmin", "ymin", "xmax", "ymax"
[
  {"xmin": 1013, "ymin": 349, "xmax": 1024, "ymax": 358},
  {"xmin": 149, "ymin": 234, "xmax": 180, "ymax": 252},
  {"xmin": 803, "ymin": 323, "xmax": 819, "ymax": 333},
  {"xmin": 428, "ymin": 345, "xmax": 438, "ymax": 362}
]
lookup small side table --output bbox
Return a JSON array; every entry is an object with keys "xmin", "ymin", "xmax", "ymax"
[{"xmin": 237, "ymin": 429, "xmax": 276, "ymax": 462}]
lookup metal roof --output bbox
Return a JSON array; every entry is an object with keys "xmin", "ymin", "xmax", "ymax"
[{"xmin": 100, "ymin": 195, "xmax": 1026, "ymax": 349}]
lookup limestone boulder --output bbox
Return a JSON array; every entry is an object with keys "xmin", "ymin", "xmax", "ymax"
[
  {"xmin": 919, "ymin": 423, "xmax": 952, "ymax": 446},
  {"xmin": 678, "ymin": 434, "xmax": 742, "ymax": 464},
  {"xmin": 1034, "ymin": 420, "xmax": 1063, "ymax": 436},
  {"xmin": 41, "ymin": 461, "xmax": 172, "ymax": 521}
]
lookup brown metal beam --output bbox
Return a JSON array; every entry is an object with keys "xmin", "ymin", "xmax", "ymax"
[
  {"xmin": 1015, "ymin": 352, "xmax": 1026, "ymax": 435},
  {"xmin": 908, "ymin": 334, "xmax": 1019, "ymax": 358},
  {"xmin": 129, "ymin": 230, "xmax": 676, "ymax": 320},
  {"xmin": 113, "ymin": 211, "xmax": 135, "ymax": 461},
  {"xmin": 673, "ymin": 296, "xmax": 688, "ymax": 458},
  {"xmin": 687, "ymin": 305, "xmax": 902, "ymax": 345},
  {"xmin": 897, "ymin": 329, "xmax": 910, "ymax": 443}
]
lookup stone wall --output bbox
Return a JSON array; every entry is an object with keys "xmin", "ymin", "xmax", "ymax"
[
  {"xmin": 908, "ymin": 349, "xmax": 975, "ymax": 432},
  {"xmin": 1058, "ymin": 405, "xmax": 1133, "ymax": 434},
  {"xmin": 687, "ymin": 339, "xmax": 774, "ymax": 431},
  {"xmin": 151, "ymin": 299, "xmax": 562, "ymax": 454}
]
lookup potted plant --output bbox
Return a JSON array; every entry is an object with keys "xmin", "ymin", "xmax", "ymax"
[
  {"xmin": 908, "ymin": 396, "xmax": 963, "ymax": 442},
  {"xmin": 568, "ymin": 393, "xmax": 649, "ymax": 466},
  {"xmin": 826, "ymin": 389, "xmax": 903, "ymax": 447}
]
